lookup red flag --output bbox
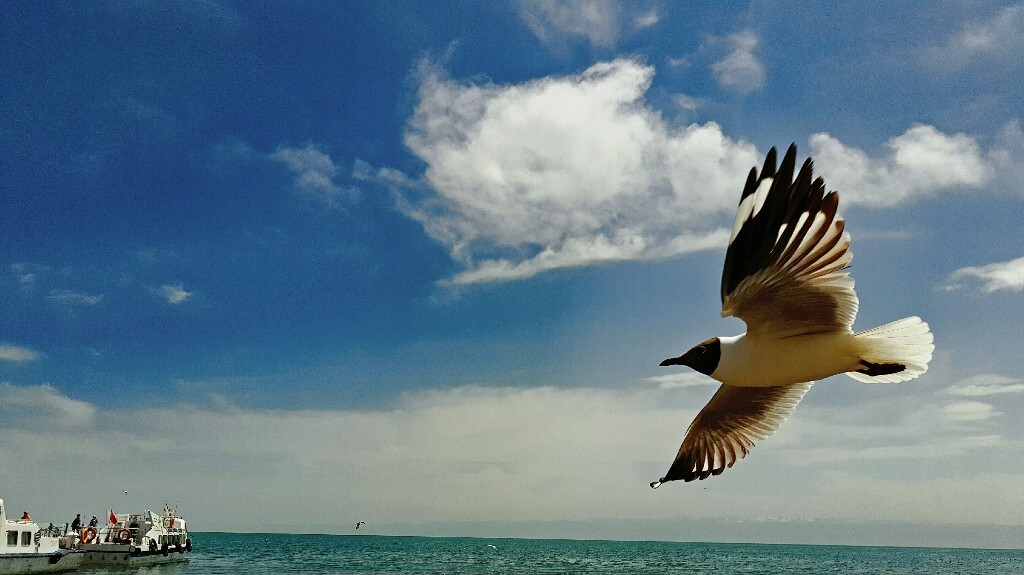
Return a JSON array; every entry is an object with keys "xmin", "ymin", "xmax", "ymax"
[{"xmin": 109, "ymin": 511, "xmax": 117, "ymax": 524}]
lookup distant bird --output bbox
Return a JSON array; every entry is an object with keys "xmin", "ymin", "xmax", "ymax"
[
  {"xmin": 652, "ymin": 145, "xmax": 933, "ymax": 486},
  {"xmin": 486, "ymin": 544, "xmax": 498, "ymax": 551},
  {"xmin": 123, "ymin": 490, "xmax": 128, "ymax": 496},
  {"xmin": 355, "ymin": 521, "xmax": 365, "ymax": 530}
]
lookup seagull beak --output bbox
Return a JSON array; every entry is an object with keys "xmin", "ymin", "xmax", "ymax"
[{"xmin": 660, "ymin": 356, "xmax": 684, "ymax": 367}]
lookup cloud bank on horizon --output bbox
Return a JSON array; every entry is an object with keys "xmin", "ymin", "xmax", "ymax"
[{"xmin": 1, "ymin": 375, "xmax": 1021, "ymax": 531}]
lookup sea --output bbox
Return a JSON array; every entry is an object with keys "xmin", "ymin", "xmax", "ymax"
[{"xmin": 74, "ymin": 532, "xmax": 1024, "ymax": 574}]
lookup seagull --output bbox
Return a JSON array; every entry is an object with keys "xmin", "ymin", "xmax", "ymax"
[
  {"xmin": 355, "ymin": 521, "xmax": 365, "ymax": 530},
  {"xmin": 651, "ymin": 145, "xmax": 934, "ymax": 487},
  {"xmin": 486, "ymin": 544, "xmax": 498, "ymax": 551}
]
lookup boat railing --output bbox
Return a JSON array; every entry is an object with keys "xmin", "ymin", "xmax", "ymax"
[
  {"xmin": 100, "ymin": 525, "xmax": 143, "ymax": 544},
  {"xmin": 38, "ymin": 523, "xmax": 66, "ymax": 537}
]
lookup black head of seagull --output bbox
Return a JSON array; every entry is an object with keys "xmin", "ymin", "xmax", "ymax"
[{"xmin": 660, "ymin": 337, "xmax": 721, "ymax": 376}]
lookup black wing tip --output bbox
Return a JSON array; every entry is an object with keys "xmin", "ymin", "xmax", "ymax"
[
  {"xmin": 652, "ymin": 470, "xmax": 721, "ymax": 486},
  {"xmin": 761, "ymin": 146, "xmax": 778, "ymax": 179}
]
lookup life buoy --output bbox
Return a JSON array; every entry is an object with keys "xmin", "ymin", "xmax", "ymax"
[
  {"xmin": 116, "ymin": 529, "xmax": 131, "ymax": 544},
  {"xmin": 80, "ymin": 527, "xmax": 97, "ymax": 544}
]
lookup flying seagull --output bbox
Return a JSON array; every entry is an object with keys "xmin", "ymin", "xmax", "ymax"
[
  {"xmin": 355, "ymin": 521, "xmax": 365, "ymax": 530},
  {"xmin": 652, "ymin": 145, "xmax": 934, "ymax": 487}
]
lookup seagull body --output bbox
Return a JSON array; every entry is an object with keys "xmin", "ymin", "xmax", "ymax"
[{"xmin": 653, "ymin": 145, "xmax": 933, "ymax": 486}]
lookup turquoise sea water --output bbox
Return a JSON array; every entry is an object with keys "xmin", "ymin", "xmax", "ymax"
[{"xmin": 75, "ymin": 532, "xmax": 1024, "ymax": 574}]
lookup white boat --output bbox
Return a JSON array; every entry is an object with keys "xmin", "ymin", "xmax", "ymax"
[
  {"xmin": 0, "ymin": 499, "xmax": 83, "ymax": 574},
  {"xmin": 79, "ymin": 504, "xmax": 192, "ymax": 566}
]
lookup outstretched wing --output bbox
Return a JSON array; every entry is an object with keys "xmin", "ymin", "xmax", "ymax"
[
  {"xmin": 721, "ymin": 145, "xmax": 857, "ymax": 338},
  {"xmin": 652, "ymin": 382, "xmax": 813, "ymax": 485}
]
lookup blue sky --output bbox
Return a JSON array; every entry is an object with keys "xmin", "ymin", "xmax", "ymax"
[{"xmin": 2, "ymin": 1, "xmax": 1023, "ymax": 546}]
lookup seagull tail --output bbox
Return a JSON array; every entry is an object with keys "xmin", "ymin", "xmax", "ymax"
[{"xmin": 848, "ymin": 317, "xmax": 934, "ymax": 383}]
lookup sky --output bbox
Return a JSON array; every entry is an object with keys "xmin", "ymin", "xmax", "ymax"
[{"xmin": 1, "ymin": 1, "xmax": 1023, "ymax": 548}]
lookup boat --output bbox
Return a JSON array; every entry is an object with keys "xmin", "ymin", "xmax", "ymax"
[
  {"xmin": 0, "ymin": 498, "xmax": 83, "ymax": 574},
  {"xmin": 79, "ymin": 504, "xmax": 192, "ymax": 566}
]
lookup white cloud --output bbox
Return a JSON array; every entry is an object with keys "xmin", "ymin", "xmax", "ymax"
[
  {"xmin": 810, "ymin": 471, "xmax": 1024, "ymax": 526},
  {"xmin": 633, "ymin": 9, "xmax": 658, "ymax": 30},
  {"xmin": 924, "ymin": 5, "xmax": 1024, "ymax": 70},
  {"xmin": 271, "ymin": 143, "xmax": 358, "ymax": 209},
  {"xmin": 946, "ymin": 256, "xmax": 1024, "ymax": 293},
  {"xmin": 153, "ymin": 284, "xmax": 193, "ymax": 304},
  {"xmin": 639, "ymin": 372, "xmax": 717, "ymax": 390},
  {"xmin": 0, "ymin": 383, "xmax": 96, "ymax": 428},
  {"xmin": 10, "ymin": 263, "xmax": 39, "ymax": 290},
  {"xmin": 0, "ymin": 345, "xmax": 40, "ymax": 363},
  {"xmin": 710, "ymin": 31, "xmax": 766, "ymax": 94},
  {"xmin": 810, "ymin": 124, "xmax": 993, "ymax": 207},
  {"xmin": 946, "ymin": 374, "xmax": 1024, "ymax": 396},
  {"xmin": 400, "ymin": 59, "xmax": 1024, "ymax": 284},
  {"xmin": 1, "ymin": 378, "xmax": 1021, "ymax": 532},
  {"xmin": 403, "ymin": 58, "xmax": 759, "ymax": 284},
  {"xmin": 941, "ymin": 400, "xmax": 1001, "ymax": 422},
  {"xmin": 46, "ymin": 290, "xmax": 102, "ymax": 306},
  {"xmin": 517, "ymin": 0, "xmax": 621, "ymax": 47}
]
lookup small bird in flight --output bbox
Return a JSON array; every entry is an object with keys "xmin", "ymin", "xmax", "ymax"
[
  {"xmin": 355, "ymin": 521, "xmax": 365, "ymax": 530},
  {"xmin": 652, "ymin": 145, "xmax": 933, "ymax": 486}
]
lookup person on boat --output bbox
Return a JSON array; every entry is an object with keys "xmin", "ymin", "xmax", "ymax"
[
  {"xmin": 20, "ymin": 511, "xmax": 30, "ymax": 521},
  {"xmin": 89, "ymin": 516, "xmax": 98, "ymax": 527},
  {"xmin": 71, "ymin": 514, "xmax": 82, "ymax": 531}
]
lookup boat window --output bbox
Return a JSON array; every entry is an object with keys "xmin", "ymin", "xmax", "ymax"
[
  {"xmin": 21, "ymin": 531, "xmax": 31, "ymax": 546},
  {"xmin": 6, "ymin": 531, "xmax": 17, "ymax": 546}
]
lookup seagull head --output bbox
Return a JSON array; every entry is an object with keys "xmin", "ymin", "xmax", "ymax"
[{"xmin": 660, "ymin": 337, "xmax": 721, "ymax": 376}]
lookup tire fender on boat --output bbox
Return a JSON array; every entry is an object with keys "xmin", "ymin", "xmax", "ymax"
[
  {"xmin": 161, "ymin": 543, "xmax": 168, "ymax": 556},
  {"xmin": 185, "ymin": 538, "xmax": 192, "ymax": 552}
]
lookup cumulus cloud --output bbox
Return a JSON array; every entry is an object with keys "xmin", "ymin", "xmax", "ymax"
[
  {"xmin": 810, "ymin": 124, "xmax": 993, "ymax": 207},
  {"xmin": 153, "ymin": 283, "xmax": 193, "ymax": 304},
  {"xmin": 271, "ymin": 143, "xmax": 359, "ymax": 209},
  {"xmin": 945, "ymin": 256, "xmax": 1024, "ymax": 293},
  {"xmin": 0, "ymin": 344, "xmax": 40, "ymax": 363},
  {"xmin": 710, "ymin": 31, "xmax": 766, "ymax": 94},
  {"xmin": 403, "ymin": 58, "xmax": 759, "ymax": 284},
  {"xmin": 946, "ymin": 374, "xmax": 1024, "ymax": 396},
  {"xmin": 924, "ymin": 5, "xmax": 1024, "ymax": 71},
  {"xmin": 398, "ymin": 58, "xmax": 1024, "ymax": 284},
  {"xmin": 517, "ymin": 0, "xmax": 621, "ymax": 47}
]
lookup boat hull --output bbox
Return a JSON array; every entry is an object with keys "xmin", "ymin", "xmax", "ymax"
[
  {"xmin": 0, "ymin": 551, "xmax": 84, "ymax": 574},
  {"xmin": 81, "ymin": 545, "xmax": 189, "ymax": 566}
]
